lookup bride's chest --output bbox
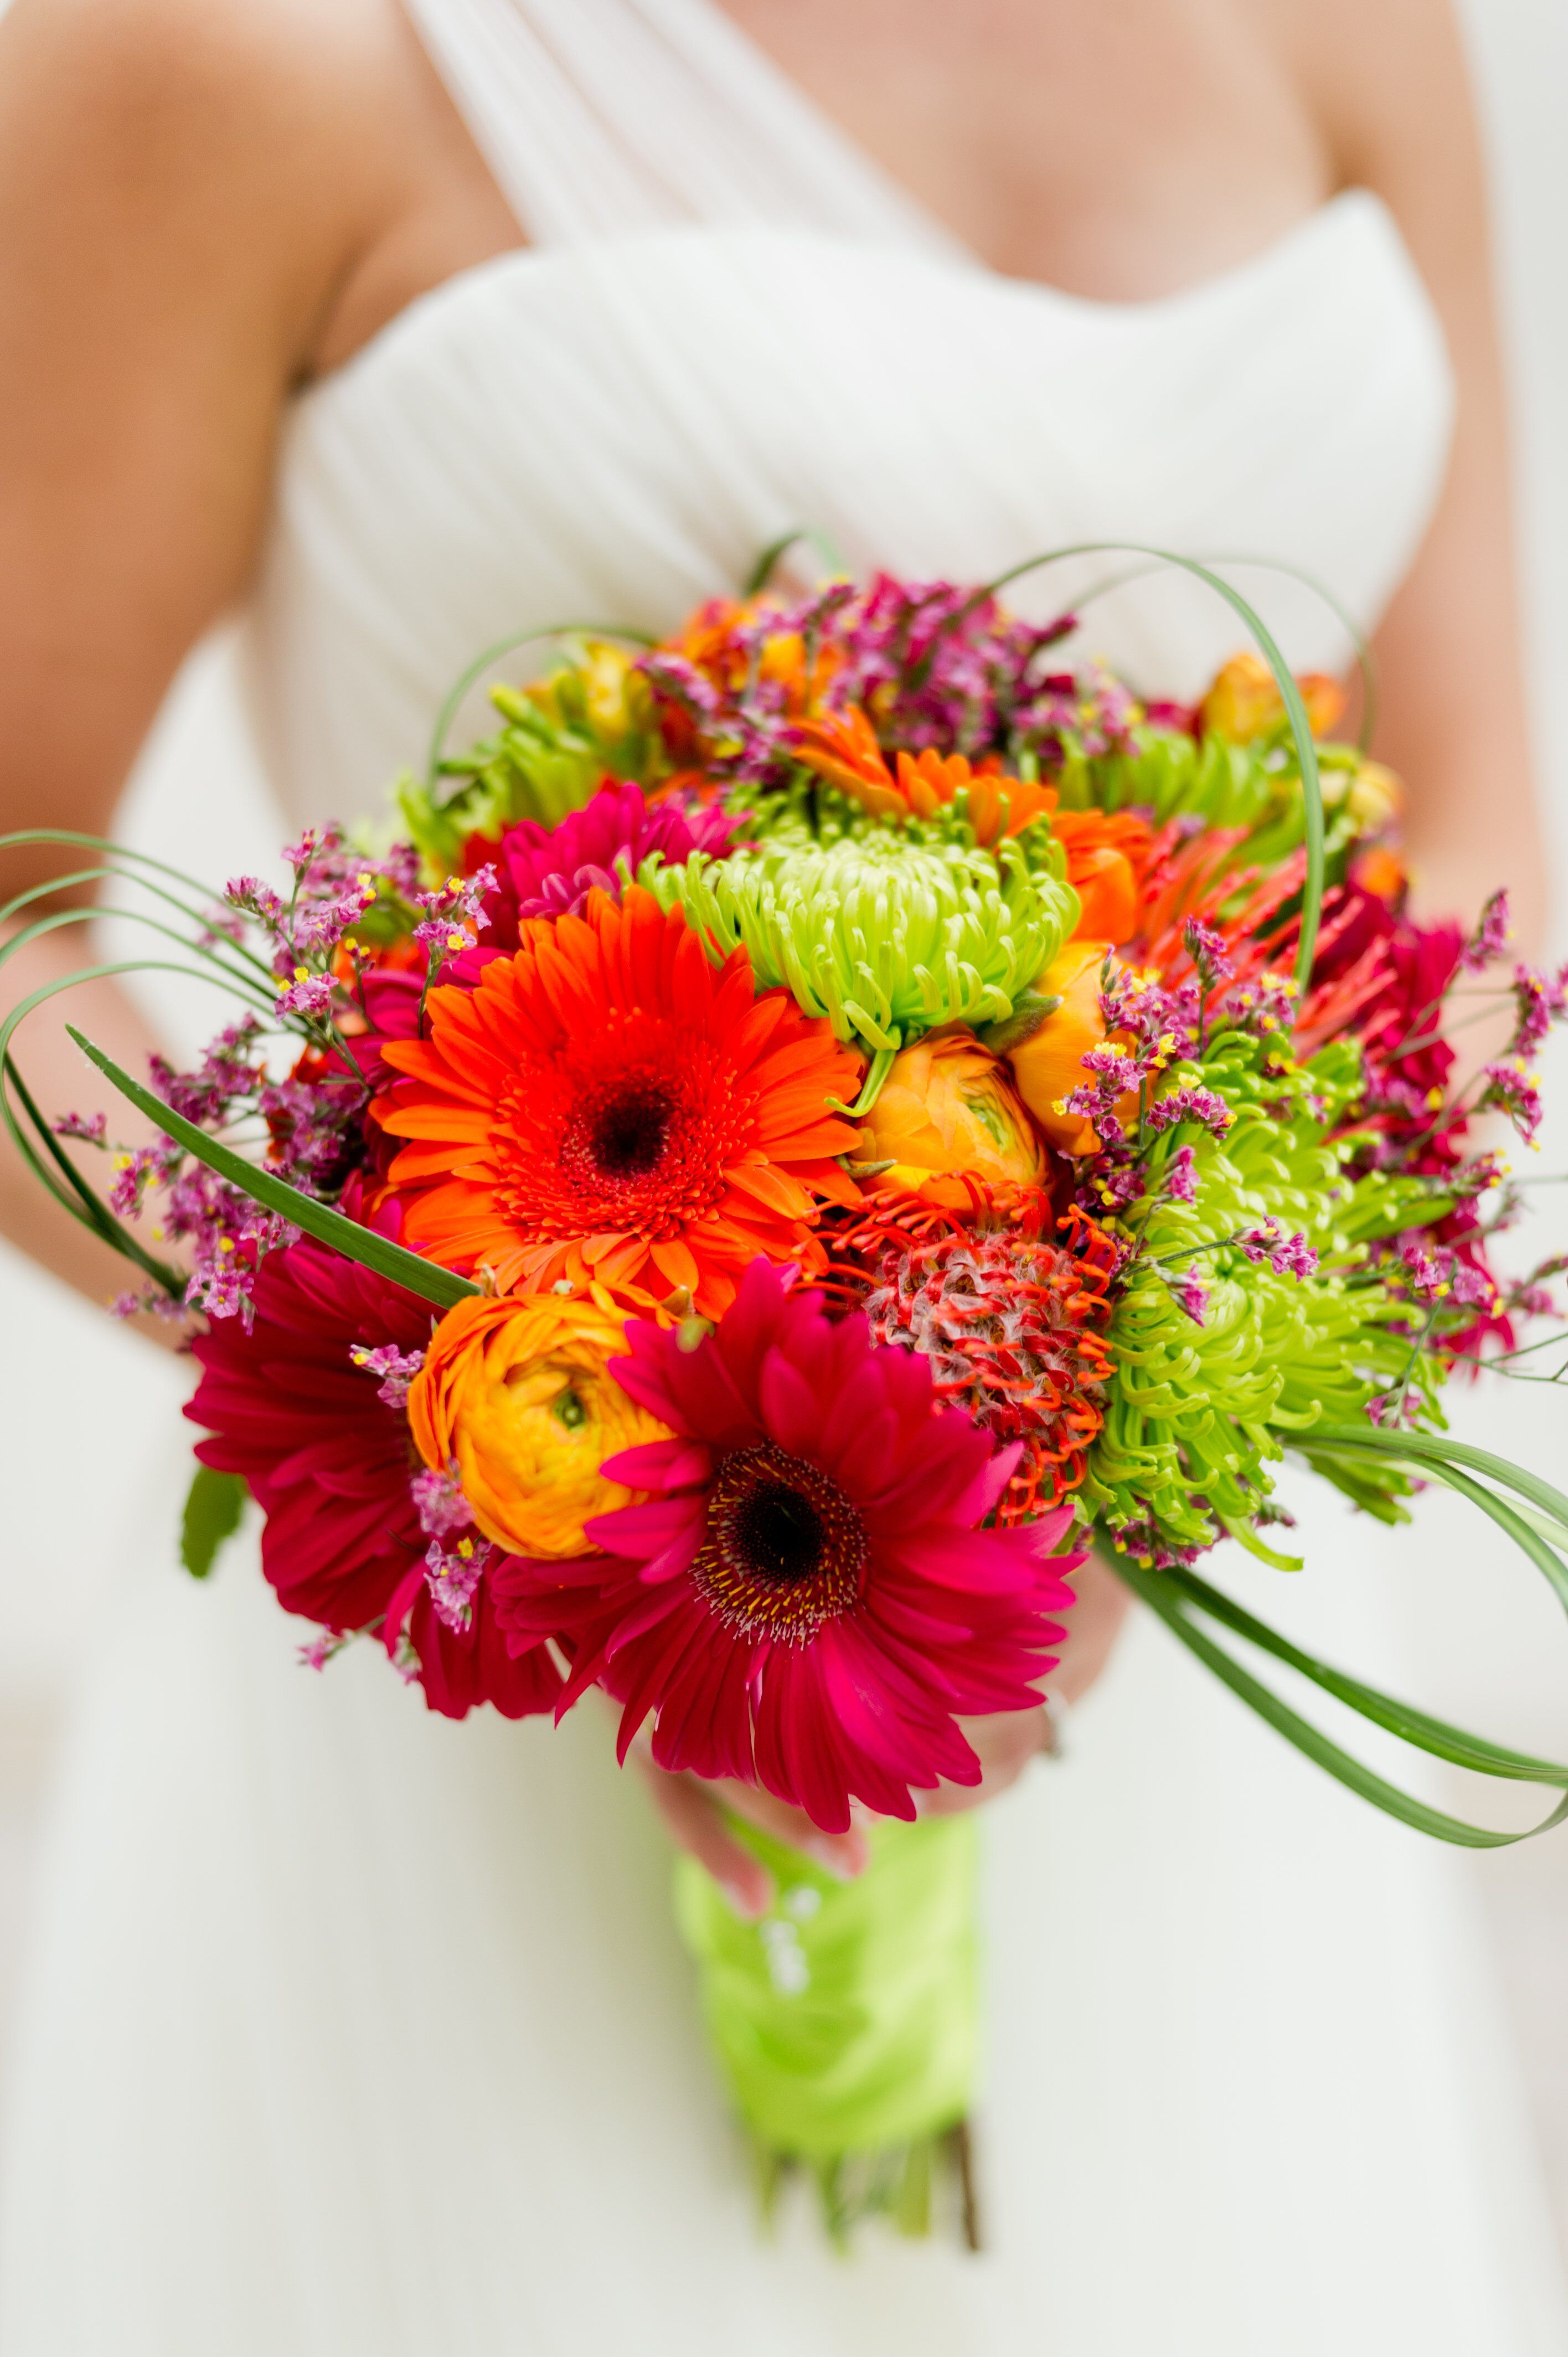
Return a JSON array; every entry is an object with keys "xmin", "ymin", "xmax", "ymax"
[{"xmin": 244, "ymin": 217, "xmax": 1451, "ymax": 822}]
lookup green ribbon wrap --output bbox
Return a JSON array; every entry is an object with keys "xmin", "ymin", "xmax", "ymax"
[{"xmin": 674, "ymin": 1813, "xmax": 980, "ymax": 2233}]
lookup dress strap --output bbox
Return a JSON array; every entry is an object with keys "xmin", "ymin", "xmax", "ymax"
[{"xmin": 399, "ymin": 0, "xmax": 963, "ymax": 252}]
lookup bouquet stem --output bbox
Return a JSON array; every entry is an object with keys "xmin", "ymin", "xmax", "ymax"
[{"xmin": 674, "ymin": 1812, "xmax": 983, "ymax": 2246}]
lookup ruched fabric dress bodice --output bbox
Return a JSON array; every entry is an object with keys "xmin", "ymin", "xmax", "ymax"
[
  {"xmin": 245, "ymin": 197, "xmax": 1450, "ymax": 825},
  {"xmin": 4, "ymin": 6, "xmax": 1567, "ymax": 2354}
]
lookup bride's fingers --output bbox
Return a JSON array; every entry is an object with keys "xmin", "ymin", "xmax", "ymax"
[
  {"xmin": 1049, "ymin": 1552, "xmax": 1133, "ymax": 1707},
  {"xmin": 917, "ymin": 1703, "xmax": 1054, "ymax": 1816},
  {"xmin": 635, "ymin": 1757, "xmax": 775, "ymax": 1920},
  {"xmin": 708, "ymin": 1777, "xmax": 870, "ymax": 1881}
]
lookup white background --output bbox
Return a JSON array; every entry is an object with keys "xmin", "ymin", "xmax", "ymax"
[{"xmin": 3, "ymin": 0, "xmax": 1568, "ymax": 2252}]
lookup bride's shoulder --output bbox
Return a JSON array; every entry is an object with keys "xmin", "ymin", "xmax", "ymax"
[
  {"xmin": 0, "ymin": 0, "xmax": 517, "ymax": 378},
  {"xmin": 0, "ymin": 0, "xmax": 403, "ymax": 156},
  {"xmin": 0, "ymin": 0, "xmax": 400, "ymax": 291}
]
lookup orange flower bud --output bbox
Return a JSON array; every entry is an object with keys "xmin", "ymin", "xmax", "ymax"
[
  {"xmin": 857, "ymin": 1030, "xmax": 1046, "ymax": 1207},
  {"xmin": 1051, "ymin": 810, "xmax": 1153, "ymax": 945},
  {"xmin": 1198, "ymin": 653, "xmax": 1345, "ymax": 744},
  {"xmin": 1007, "ymin": 939, "xmax": 1119, "ymax": 1156},
  {"xmin": 408, "ymin": 1291, "xmax": 672, "ymax": 1560}
]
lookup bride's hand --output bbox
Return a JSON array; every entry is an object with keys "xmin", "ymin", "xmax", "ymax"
[{"xmin": 635, "ymin": 1551, "xmax": 1131, "ymax": 1918}]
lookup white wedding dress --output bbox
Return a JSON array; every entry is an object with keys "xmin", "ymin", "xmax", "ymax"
[{"xmin": 3, "ymin": 3, "xmax": 1566, "ymax": 2350}]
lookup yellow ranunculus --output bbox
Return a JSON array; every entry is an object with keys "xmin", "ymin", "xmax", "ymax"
[
  {"xmin": 858, "ymin": 1030, "xmax": 1045, "ymax": 1207},
  {"xmin": 1006, "ymin": 939, "xmax": 1116, "ymax": 1156},
  {"xmin": 1198, "ymin": 652, "xmax": 1344, "ymax": 744},
  {"xmin": 408, "ymin": 1291, "xmax": 671, "ymax": 1560}
]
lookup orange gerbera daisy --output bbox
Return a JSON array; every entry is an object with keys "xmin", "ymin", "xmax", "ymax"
[
  {"xmin": 374, "ymin": 887, "xmax": 864, "ymax": 1316},
  {"xmin": 790, "ymin": 706, "xmax": 1057, "ymax": 846}
]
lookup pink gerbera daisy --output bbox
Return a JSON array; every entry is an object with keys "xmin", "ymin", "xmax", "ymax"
[
  {"xmin": 492, "ymin": 1257, "xmax": 1082, "ymax": 1830},
  {"xmin": 185, "ymin": 1234, "xmax": 561, "ymax": 1721},
  {"xmin": 457, "ymin": 780, "xmax": 739, "ymax": 961}
]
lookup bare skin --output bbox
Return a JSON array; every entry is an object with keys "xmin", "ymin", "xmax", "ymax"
[{"xmin": 0, "ymin": 0, "xmax": 1543, "ymax": 1881}]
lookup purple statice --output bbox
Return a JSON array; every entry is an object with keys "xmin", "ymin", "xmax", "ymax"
[
  {"xmin": 642, "ymin": 573, "xmax": 1099, "ymax": 782},
  {"xmin": 297, "ymin": 1629, "xmax": 349, "ymax": 1672},
  {"xmin": 1169, "ymin": 1266, "xmax": 1209, "ymax": 1326},
  {"xmin": 1397, "ymin": 1242, "xmax": 1497, "ymax": 1313},
  {"xmin": 410, "ymin": 1459, "xmax": 490, "ymax": 1634},
  {"xmin": 1459, "ymin": 889, "xmax": 1511, "ymax": 974},
  {"xmin": 422, "ymin": 1535, "xmax": 489, "ymax": 1635},
  {"xmin": 109, "ymin": 1284, "xmax": 188, "ymax": 1324},
  {"xmin": 1182, "ymin": 916, "xmax": 1234, "ymax": 994},
  {"xmin": 409, "ymin": 866, "xmax": 497, "ymax": 966},
  {"xmin": 221, "ymin": 826, "xmax": 424, "ymax": 1017},
  {"xmin": 1507, "ymin": 960, "xmax": 1568, "ymax": 1060},
  {"xmin": 257, "ymin": 1071, "xmax": 366, "ymax": 1195},
  {"xmin": 1112, "ymin": 1518, "xmax": 1209, "ymax": 1571},
  {"xmin": 109, "ymin": 1143, "xmax": 177, "ymax": 1221},
  {"xmin": 223, "ymin": 875, "xmax": 286, "ymax": 929},
  {"xmin": 148, "ymin": 1017, "xmax": 267, "ymax": 1130},
  {"xmin": 1143, "ymin": 1083, "xmax": 1235, "ymax": 1140},
  {"xmin": 410, "ymin": 1461, "xmax": 474, "ymax": 1542},
  {"xmin": 1163, "ymin": 1143, "xmax": 1199, "ymax": 1205},
  {"xmin": 272, "ymin": 969, "xmax": 340, "ymax": 1022},
  {"xmin": 1478, "ymin": 1057, "xmax": 1544, "ymax": 1145},
  {"xmin": 348, "ymin": 1340, "xmax": 426, "ymax": 1408},
  {"xmin": 1098, "ymin": 963, "xmax": 1199, "ymax": 1064},
  {"xmin": 52, "ymin": 1109, "xmax": 109, "ymax": 1146},
  {"xmin": 1237, "ymin": 1221, "xmax": 1318, "ymax": 1280},
  {"xmin": 1366, "ymin": 1390, "xmax": 1419, "ymax": 1429}
]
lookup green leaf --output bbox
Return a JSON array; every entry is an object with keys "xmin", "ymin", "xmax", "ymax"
[
  {"xmin": 66, "ymin": 1026, "xmax": 481, "ymax": 1312},
  {"xmin": 180, "ymin": 1463, "xmax": 246, "ymax": 1579}
]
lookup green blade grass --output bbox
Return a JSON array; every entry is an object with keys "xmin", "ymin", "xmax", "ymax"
[
  {"xmin": 977, "ymin": 544, "xmax": 1325, "ymax": 985},
  {"xmin": 1112, "ymin": 1550, "xmax": 1568, "ymax": 1847},
  {"xmin": 68, "ymin": 1026, "xmax": 479, "ymax": 1312}
]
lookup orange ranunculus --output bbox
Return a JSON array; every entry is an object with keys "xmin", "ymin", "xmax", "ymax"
[
  {"xmin": 790, "ymin": 706, "xmax": 1056, "ymax": 846},
  {"xmin": 1350, "ymin": 844, "xmax": 1406, "ymax": 907},
  {"xmin": 1051, "ymin": 809, "xmax": 1153, "ymax": 945},
  {"xmin": 408, "ymin": 1290, "xmax": 673, "ymax": 1561},
  {"xmin": 857, "ymin": 1030, "xmax": 1046, "ymax": 1207},
  {"xmin": 1198, "ymin": 653, "xmax": 1345, "ymax": 744},
  {"xmin": 1005, "ymin": 939, "xmax": 1122, "ymax": 1157}
]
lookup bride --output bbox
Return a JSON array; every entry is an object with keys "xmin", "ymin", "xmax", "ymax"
[{"xmin": 1, "ymin": 0, "xmax": 1563, "ymax": 2349}]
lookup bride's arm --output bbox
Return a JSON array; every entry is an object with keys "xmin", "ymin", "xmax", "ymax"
[
  {"xmin": 0, "ymin": 0, "xmax": 514, "ymax": 1308},
  {"xmin": 1272, "ymin": 0, "xmax": 1548, "ymax": 953},
  {"xmin": 0, "ymin": 0, "xmax": 352, "ymax": 1301}
]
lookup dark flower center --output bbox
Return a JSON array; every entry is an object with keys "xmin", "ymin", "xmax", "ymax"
[
  {"xmin": 587, "ymin": 1079, "xmax": 673, "ymax": 1178},
  {"xmin": 729, "ymin": 1479, "xmax": 826, "ymax": 1582},
  {"xmin": 694, "ymin": 1442, "xmax": 867, "ymax": 1646}
]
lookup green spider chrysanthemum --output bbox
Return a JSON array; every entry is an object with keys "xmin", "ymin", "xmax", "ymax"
[
  {"xmin": 1084, "ymin": 1036, "xmax": 1453, "ymax": 1563},
  {"xmin": 643, "ymin": 796, "xmax": 1079, "ymax": 1083}
]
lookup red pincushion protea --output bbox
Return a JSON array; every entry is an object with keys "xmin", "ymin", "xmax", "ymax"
[
  {"xmin": 184, "ymin": 1237, "xmax": 560, "ymax": 1721},
  {"xmin": 829, "ymin": 1190, "xmax": 1117, "ymax": 1521},
  {"xmin": 491, "ymin": 1257, "xmax": 1083, "ymax": 1831}
]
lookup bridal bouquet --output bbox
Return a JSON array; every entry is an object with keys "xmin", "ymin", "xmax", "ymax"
[{"xmin": 8, "ymin": 550, "xmax": 1568, "ymax": 2242}]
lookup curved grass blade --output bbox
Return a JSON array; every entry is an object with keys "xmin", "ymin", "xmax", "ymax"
[
  {"xmin": 67, "ymin": 1027, "xmax": 479, "ymax": 1312},
  {"xmin": 425, "ymin": 621, "xmax": 659, "ymax": 787},
  {"xmin": 2, "ymin": 1049, "xmax": 185, "ymax": 1295},
  {"xmin": 1308, "ymin": 1424, "xmax": 1568, "ymax": 1564},
  {"xmin": 1156, "ymin": 1559, "xmax": 1568, "ymax": 1786},
  {"xmin": 1111, "ymin": 1551, "xmax": 1568, "ymax": 1847},
  {"xmin": 742, "ymin": 528, "xmax": 850, "ymax": 596},
  {"xmin": 977, "ymin": 543, "xmax": 1324, "ymax": 984}
]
